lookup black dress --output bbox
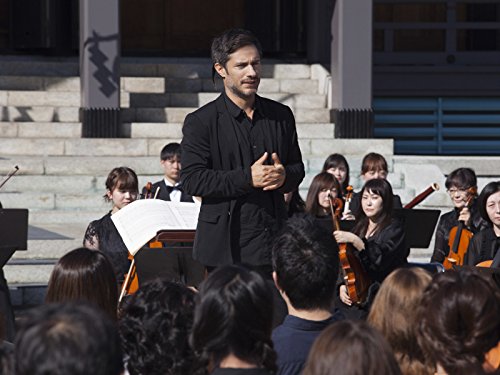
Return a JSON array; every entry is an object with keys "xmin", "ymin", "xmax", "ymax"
[
  {"xmin": 83, "ymin": 212, "xmax": 130, "ymax": 282},
  {"xmin": 466, "ymin": 227, "xmax": 500, "ymax": 266}
]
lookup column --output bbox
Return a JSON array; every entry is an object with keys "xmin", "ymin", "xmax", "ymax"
[{"xmin": 79, "ymin": 0, "xmax": 121, "ymax": 137}]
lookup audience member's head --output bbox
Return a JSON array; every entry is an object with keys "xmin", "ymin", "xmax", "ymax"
[
  {"xmin": 417, "ymin": 269, "xmax": 500, "ymax": 374},
  {"xmin": 272, "ymin": 216, "xmax": 339, "ymax": 312},
  {"xmin": 191, "ymin": 265, "xmax": 276, "ymax": 372},
  {"xmin": 303, "ymin": 320, "xmax": 402, "ymax": 375},
  {"xmin": 45, "ymin": 247, "xmax": 118, "ymax": 319},
  {"xmin": 119, "ymin": 279, "xmax": 200, "ymax": 375},
  {"xmin": 15, "ymin": 303, "xmax": 123, "ymax": 375},
  {"xmin": 368, "ymin": 267, "xmax": 433, "ymax": 375}
]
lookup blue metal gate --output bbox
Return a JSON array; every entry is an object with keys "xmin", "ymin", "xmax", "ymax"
[{"xmin": 373, "ymin": 98, "xmax": 500, "ymax": 155}]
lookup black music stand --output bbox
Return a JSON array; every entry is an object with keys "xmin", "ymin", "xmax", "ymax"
[
  {"xmin": 0, "ymin": 208, "xmax": 29, "ymax": 342},
  {"xmin": 0, "ymin": 209, "xmax": 28, "ymax": 266},
  {"xmin": 394, "ymin": 208, "xmax": 441, "ymax": 248},
  {"xmin": 134, "ymin": 230, "xmax": 205, "ymax": 288}
]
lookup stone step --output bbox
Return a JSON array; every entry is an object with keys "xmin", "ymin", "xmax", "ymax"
[
  {"xmin": 1, "ymin": 90, "xmax": 325, "ymax": 109},
  {"xmin": 0, "ymin": 58, "xmax": 316, "ymax": 79},
  {"xmin": 0, "ymin": 105, "xmax": 79, "ymax": 122},
  {"xmin": 299, "ymin": 138, "xmax": 393, "ymax": 158},
  {"xmin": 0, "ymin": 76, "xmax": 325, "ymax": 95},
  {"xmin": 0, "ymin": 122, "xmax": 81, "ymax": 138},
  {"xmin": 1, "ymin": 174, "xmax": 163, "ymax": 194},
  {"xmin": 4, "ymin": 262, "xmax": 55, "ymax": 284},
  {"xmin": 27, "ymin": 209, "xmax": 105, "ymax": 225},
  {"xmin": 1, "ymin": 121, "xmax": 335, "ymax": 139},
  {"xmin": 394, "ymin": 155, "xmax": 500, "ymax": 176}
]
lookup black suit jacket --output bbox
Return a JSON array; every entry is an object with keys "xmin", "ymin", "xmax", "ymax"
[
  {"xmin": 181, "ymin": 93, "xmax": 305, "ymax": 266},
  {"xmin": 146, "ymin": 180, "xmax": 194, "ymax": 203}
]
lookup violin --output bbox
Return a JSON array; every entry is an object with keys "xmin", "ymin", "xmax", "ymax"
[
  {"xmin": 443, "ymin": 187, "xmax": 477, "ymax": 269},
  {"xmin": 329, "ymin": 195, "xmax": 371, "ymax": 305}
]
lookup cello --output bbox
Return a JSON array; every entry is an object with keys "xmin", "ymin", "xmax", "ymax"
[
  {"xmin": 329, "ymin": 195, "xmax": 371, "ymax": 305},
  {"xmin": 443, "ymin": 187, "xmax": 477, "ymax": 269}
]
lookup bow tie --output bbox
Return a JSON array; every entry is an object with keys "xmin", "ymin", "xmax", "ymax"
[{"xmin": 165, "ymin": 184, "xmax": 182, "ymax": 194}]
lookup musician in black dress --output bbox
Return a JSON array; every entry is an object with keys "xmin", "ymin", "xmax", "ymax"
[
  {"xmin": 431, "ymin": 168, "xmax": 488, "ymax": 264},
  {"xmin": 83, "ymin": 167, "xmax": 139, "ymax": 283},
  {"xmin": 334, "ymin": 179, "xmax": 408, "ymax": 308},
  {"xmin": 304, "ymin": 172, "xmax": 342, "ymax": 234},
  {"xmin": 145, "ymin": 142, "xmax": 194, "ymax": 203},
  {"xmin": 467, "ymin": 181, "xmax": 500, "ymax": 267},
  {"xmin": 322, "ymin": 153, "xmax": 350, "ymax": 196}
]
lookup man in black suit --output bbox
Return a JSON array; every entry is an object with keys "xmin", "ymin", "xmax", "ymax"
[
  {"xmin": 147, "ymin": 143, "xmax": 194, "ymax": 203},
  {"xmin": 181, "ymin": 28, "xmax": 305, "ymax": 271}
]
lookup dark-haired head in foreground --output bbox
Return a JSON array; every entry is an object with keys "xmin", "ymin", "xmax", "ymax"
[
  {"xmin": 45, "ymin": 247, "xmax": 118, "ymax": 319},
  {"xmin": 15, "ymin": 303, "xmax": 123, "ymax": 375},
  {"xmin": 120, "ymin": 279, "xmax": 201, "ymax": 375},
  {"xmin": 417, "ymin": 269, "xmax": 500, "ymax": 375},
  {"xmin": 271, "ymin": 216, "xmax": 340, "ymax": 375},
  {"xmin": 191, "ymin": 265, "xmax": 276, "ymax": 373},
  {"xmin": 303, "ymin": 320, "xmax": 402, "ymax": 375}
]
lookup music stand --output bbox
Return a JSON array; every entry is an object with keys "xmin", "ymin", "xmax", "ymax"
[
  {"xmin": 134, "ymin": 230, "xmax": 205, "ymax": 287},
  {"xmin": 394, "ymin": 208, "xmax": 441, "ymax": 248},
  {"xmin": 0, "ymin": 209, "xmax": 29, "ymax": 267}
]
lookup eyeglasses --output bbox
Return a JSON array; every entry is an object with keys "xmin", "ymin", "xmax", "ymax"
[{"xmin": 447, "ymin": 188, "xmax": 468, "ymax": 195}]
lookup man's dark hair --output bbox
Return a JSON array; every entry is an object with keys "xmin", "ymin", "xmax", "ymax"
[
  {"xmin": 190, "ymin": 265, "xmax": 276, "ymax": 373},
  {"xmin": 15, "ymin": 303, "xmax": 123, "ymax": 375},
  {"xmin": 272, "ymin": 216, "xmax": 339, "ymax": 311},
  {"xmin": 120, "ymin": 279, "xmax": 202, "ymax": 375},
  {"xmin": 210, "ymin": 28, "xmax": 263, "ymax": 82},
  {"xmin": 160, "ymin": 142, "xmax": 181, "ymax": 161}
]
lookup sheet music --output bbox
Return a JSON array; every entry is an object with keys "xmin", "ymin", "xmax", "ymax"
[{"xmin": 111, "ymin": 200, "xmax": 199, "ymax": 255}]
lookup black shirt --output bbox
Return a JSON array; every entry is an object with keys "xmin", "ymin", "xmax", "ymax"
[
  {"xmin": 212, "ymin": 368, "xmax": 272, "ymax": 375},
  {"xmin": 224, "ymin": 94, "xmax": 284, "ymax": 265}
]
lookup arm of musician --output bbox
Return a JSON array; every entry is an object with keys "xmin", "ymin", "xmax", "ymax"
[
  {"xmin": 180, "ymin": 113, "xmax": 254, "ymax": 199},
  {"xmin": 83, "ymin": 222, "xmax": 99, "ymax": 250},
  {"xmin": 339, "ymin": 285, "xmax": 352, "ymax": 306},
  {"xmin": 357, "ymin": 221, "xmax": 406, "ymax": 278},
  {"xmin": 333, "ymin": 231, "xmax": 365, "ymax": 251}
]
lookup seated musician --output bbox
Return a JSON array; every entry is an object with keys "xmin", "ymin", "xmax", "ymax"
[
  {"xmin": 345, "ymin": 152, "xmax": 402, "ymax": 220},
  {"xmin": 145, "ymin": 142, "xmax": 194, "ymax": 203},
  {"xmin": 431, "ymin": 167, "xmax": 488, "ymax": 264},
  {"xmin": 321, "ymin": 153, "xmax": 351, "ymax": 196},
  {"xmin": 334, "ymin": 179, "xmax": 408, "ymax": 308},
  {"xmin": 467, "ymin": 181, "xmax": 500, "ymax": 267},
  {"xmin": 83, "ymin": 167, "xmax": 139, "ymax": 283},
  {"xmin": 304, "ymin": 172, "xmax": 342, "ymax": 234}
]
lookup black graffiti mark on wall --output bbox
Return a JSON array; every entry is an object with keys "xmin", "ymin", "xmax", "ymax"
[{"xmin": 83, "ymin": 31, "xmax": 119, "ymax": 98}]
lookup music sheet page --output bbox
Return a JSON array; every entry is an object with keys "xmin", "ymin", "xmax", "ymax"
[{"xmin": 111, "ymin": 200, "xmax": 199, "ymax": 255}]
